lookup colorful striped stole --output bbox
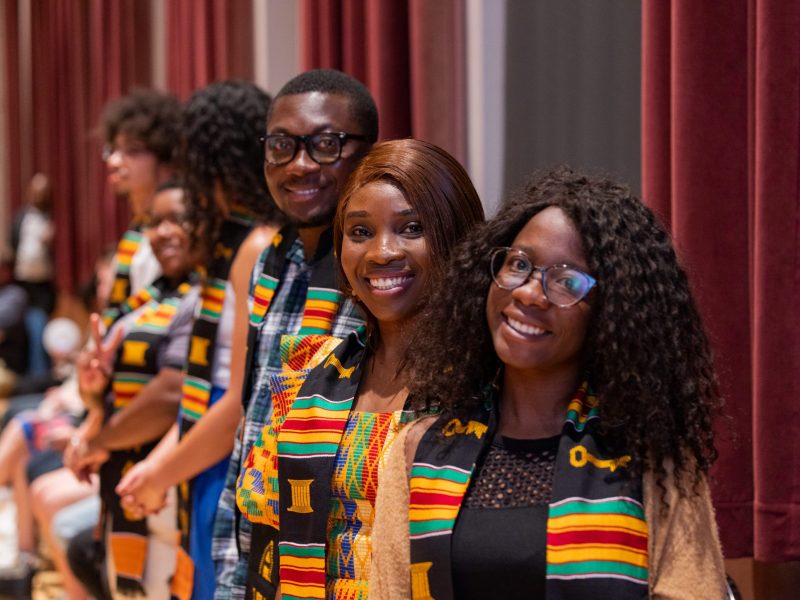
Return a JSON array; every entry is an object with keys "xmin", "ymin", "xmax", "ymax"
[
  {"xmin": 408, "ymin": 383, "xmax": 649, "ymax": 600},
  {"xmin": 172, "ymin": 212, "xmax": 255, "ymax": 600},
  {"xmin": 241, "ymin": 225, "xmax": 345, "ymax": 413},
  {"xmin": 241, "ymin": 328, "xmax": 368, "ymax": 600},
  {"xmin": 102, "ymin": 281, "xmax": 162, "ymax": 331},
  {"xmin": 179, "ymin": 212, "xmax": 255, "ymax": 429},
  {"xmin": 237, "ymin": 335, "xmax": 344, "ymax": 526},
  {"xmin": 98, "ymin": 276, "xmax": 195, "ymax": 597},
  {"xmin": 102, "ymin": 226, "xmax": 146, "ymax": 328}
]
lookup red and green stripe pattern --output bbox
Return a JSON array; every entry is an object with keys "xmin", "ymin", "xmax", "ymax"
[
  {"xmin": 564, "ymin": 382, "xmax": 599, "ymax": 432},
  {"xmin": 409, "ymin": 462, "xmax": 472, "ymax": 539},
  {"xmin": 546, "ymin": 496, "xmax": 648, "ymax": 584},
  {"xmin": 132, "ymin": 296, "xmax": 181, "ymax": 333},
  {"xmin": 250, "ymin": 273, "xmax": 279, "ymax": 327},
  {"xmin": 198, "ymin": 278, "xmax": 226, "ymax": 321},
  {"xmin": 179, "ymin": 375, "xmax": 212, "ymax": 422},
  {"xmin": 298, "ymin": 288, "xmax": 344, "ymax": 334},
  {"xmin": 278, "ymin": 542, "xmax": 326, "ymax": 600},
  {"xmin": 111, "ymin": 373, "xmax": 149, "ymax": 412},
  {"xmin": 114, "ymin": 230, "xmax": 142, "ymax": 276},
  {"xmin": 277, "ymin": 395, "xmax": 352, "ymax": 459}
]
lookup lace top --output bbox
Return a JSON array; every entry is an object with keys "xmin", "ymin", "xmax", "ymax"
[{"xmin": 452, "ymin": 433, "xmax": 560, "ymax": 599}]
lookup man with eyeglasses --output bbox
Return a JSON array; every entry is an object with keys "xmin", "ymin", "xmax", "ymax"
[{"xmin": 212, "ymin": 69, "xmax": 377, "ymax": 599}]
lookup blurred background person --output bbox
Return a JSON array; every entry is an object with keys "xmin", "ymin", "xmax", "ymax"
[
  {"xmin": 100, "ymin": 89, "xmax": 181, "ymax": 324},
  {"xmin": 10, "ymin": 173, "xmax": 55, "ymax": 377}
]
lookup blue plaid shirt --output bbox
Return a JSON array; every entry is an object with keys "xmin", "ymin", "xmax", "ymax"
[{"xmin": 212, "ymin": 235, "xmax": 364, "ymax": 599}]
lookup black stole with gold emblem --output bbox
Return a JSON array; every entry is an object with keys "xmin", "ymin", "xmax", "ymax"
[
  {"xmin": 98, "ymin": 275, "xmax": 195, "ymax": 596},
  {"xmin": 408, "ymin": 383, "xmax": 649, "ymax": 600},
  {"xmin": 243, "ymin": 328, "xmax": 369, "ymax": 600},
  {"xmin": 171, "ymin": 213, "xmax": 255, "ymax": 600}
]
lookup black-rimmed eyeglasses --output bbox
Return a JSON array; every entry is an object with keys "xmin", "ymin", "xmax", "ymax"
[
  {"xmin": 489, "ymin": 247, "xmax": 597, "ymax": 308},
  {"xmin": 260, "ymin": 132, "xmax": 369, "ymax": 166}
]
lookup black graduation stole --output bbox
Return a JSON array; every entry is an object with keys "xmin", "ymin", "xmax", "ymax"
[
  {"xmin": 170, "ymin": 212, "xmax": 255, "ymax": 600},
  {"xmin": 242, "ymin": 328, "xmax": 368, "ymax": 600},
  {"xmin": 408, "ymin": 383, "xmax": 649, "ymax": 600},
  {"xmin": 102, "ymin": 224, "xmax": 147, "ymax": 329},
  {"xmin": 241, "ymin": 225, "xmax": 345, "ymax": 411},
  {"xmin": 98, "ymin": 276, "xmax": 195, "ymax": 597}
]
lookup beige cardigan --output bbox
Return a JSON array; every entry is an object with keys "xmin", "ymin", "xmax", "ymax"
[{"xmin": 370, "ymin": 421, "xmax": 727, "ymax": 600}]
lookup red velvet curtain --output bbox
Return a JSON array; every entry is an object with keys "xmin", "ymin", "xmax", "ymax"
[
  {"xmin": 2, "ymin": 0, "xmax": 257, "ymax": 292},
  {"xmin": 3, "ymin": 0, "xmax": 22, "ymax": 214},
  {"xmin": 3, "ymin": 0, "xmax": 153, "ymax": 292},
  {"xmin": 166, "ymin": 0, "xmax": 254, "ymax": 100},
  {"xmin": 299, "ymin": 0, "xmax": 466, "ymax": 164},
  {"xmin": 642, "ymin": 0, "xmax": 800, "ymax": 561}
]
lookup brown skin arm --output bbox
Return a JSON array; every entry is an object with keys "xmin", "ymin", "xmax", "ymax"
[
  {"xmin": 90, "ymin": 367, "xmax": 183, "ymax": 451},
  {"xmin": 116, "ymin": 225, "xmax": 277, "ymax": 506}
]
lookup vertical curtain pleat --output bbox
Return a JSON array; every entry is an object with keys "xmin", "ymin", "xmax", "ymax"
[
  {"xmin": 640, "ymin": 0, "xmax": 671, "ymax": 225},
  {"xmin": 299, "ymin": 0, "xmax": 466, "ymax": 162},
  {"xmin": 409, "ymin": 0, "xmax": 466, "ymax": 163},
  {"xmin": 751, "ymin": 0, "xmax": 800, "ymax": 562},
  {"xmin": 6, "ymin": 0, "xmax": 152, "ymax": 292},
  {"xmin": 167, "ymin": 0, "xmax": 253, "ymax": 99},
  {"xmin": 364, "ymin": 0, "xmax": 409, "ymax": 141},
  {"xmin": 3, "ymin": 0, "xmax": 22, "ymax": 213},
  {"xmin": 643, "ymin": 0, "xmax": 800, "ymax": 560}
]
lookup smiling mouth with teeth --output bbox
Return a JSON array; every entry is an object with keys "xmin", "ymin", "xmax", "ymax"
[
  {"xmin": 368, "ymin": 276, "xmax": 413, "ymax": 290},
  {"xmin": 507, "ymin": 316, "xmax": 547, "ymax": 336}
]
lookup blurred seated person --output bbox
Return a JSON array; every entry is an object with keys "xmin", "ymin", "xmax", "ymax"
[{"xmin": 0, "ymin": 249, "xmax": 115, "ymax": 597}]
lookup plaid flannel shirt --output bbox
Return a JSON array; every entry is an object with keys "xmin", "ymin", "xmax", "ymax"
[{"xmin": 212, "ymin": 236, "xmax": 364, "ymax": 599}]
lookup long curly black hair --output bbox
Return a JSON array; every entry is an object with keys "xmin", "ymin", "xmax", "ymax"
[
  {"xmin": 407, "ymin": 166, "xmax": 720, "ymax": 493},
  {"xmin": 182, "ymin": 81, "xmax": 281, "ymax": 245}
]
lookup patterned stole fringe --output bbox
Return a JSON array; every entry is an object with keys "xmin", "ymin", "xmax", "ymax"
[
  {"xmin": 171, "ymin": 213, "xmax": 255, "ymax": 600},
  {"xmin": 241, "ymin": 225, "xmax": 345, "ymax": 413},
  {"xmin": 102, "ymin": 227, "xmax": 145, "ymax": 328},
  {"xmin": 99, "ymin": 277, "xmax": 194, "ymax": 597},
  {"xmin": 407, "ymin": 383, "xmax": 649, "ymax": 600}
]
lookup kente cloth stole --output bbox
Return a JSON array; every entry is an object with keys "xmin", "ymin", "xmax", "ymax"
[
  {"xmin": 102, "ymin": 225, "xmax": 145, "ymax": 328},
  {"xmin": 236, "ymin": 333, "xmax": 348, "ymax": 526},
  {"xmin": 240, "ymin": 328, "xmax": 372, "ymax": 600},
  {"xmin": 98, "ymin": 277, "xmax": 194, "ymax": 597},
  {"xmin": 171, "ymin": 213, "xmax": 254, "ymax": 600},
  {"xmin": 241, "ymin": 225, "xmax": 345, "ymax": 413},
  {"xmin": 408, "ymin": 383, "xmax": 649, "ymax": 600}
]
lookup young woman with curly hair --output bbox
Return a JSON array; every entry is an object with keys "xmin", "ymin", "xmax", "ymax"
[
  {"xmin": 371, "ymin": 166, "xmax": 726, "ymax": 600},
  {"xmin": 114, "ymin": 81, "xmax": 281, "ymax": 600},
  {"xmin": 233, "ymin": 138, "xmax": 484, "ymax": 600}
]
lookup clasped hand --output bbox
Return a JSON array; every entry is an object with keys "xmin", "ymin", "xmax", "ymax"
[{"xmin": 116, "ymin": 460, "xmax": 168, "ymax": 518}]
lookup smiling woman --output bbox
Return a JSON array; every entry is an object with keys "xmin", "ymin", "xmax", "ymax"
[
  {"xmin": 144, "ymin": 185, "xmax": 201, "ymax": 281},
  {"xmin": 372, "ymin": 166, "xmax": 726, "ymax": 600},
  {"xmin": 338, "ymin": 182, "xmax": 431, "ymax": 330},
  {"xmin": 235, "ymin": 138, "xmax": 484, "ymax": 600}
]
